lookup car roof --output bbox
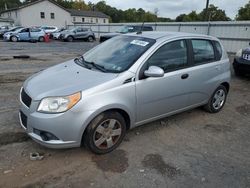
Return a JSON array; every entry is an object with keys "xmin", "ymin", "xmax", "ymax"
[{"xmin": 125, "ymin": 31, "xmax": 217, "ymax": 41}]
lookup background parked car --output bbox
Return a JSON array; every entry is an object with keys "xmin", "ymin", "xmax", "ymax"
[
  {"xmin": 233, "ymin": 43, "xmax": 250, "ymax": 76},
  {"xmin": 2, "ymin": 26, "xmax": 23, "ymax": 36},
  {"xmin": 40, "ymin": 26, "xmax": 58, "ymax": 34},
  {"xmin": 3, "ymin": 27, "xmax": 24, "ymax": 40},
  {"xmin": 60, "ymin": 27, "xmax": 95, "ymax": 42},
  {"xmin": 0, "ymin": 25, "xmax": 10, "ymax": 38},
  {"xmin": 51, "ymin": 28, "xmax": 66, "ymax": 40},
  {"xmin": 99, "ymin": 25, "xmax": 154, "ymax": 42},
  {"xmin": 5, "ymin": 27, "xmax": 46, "ymax": 42}
]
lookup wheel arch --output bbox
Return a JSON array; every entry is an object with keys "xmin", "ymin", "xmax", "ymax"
[
  {"xmin": 220, "ymin": 82, "xmax": 230, "ymax": 92},
  {"xmin": 80, "ymin": 107, "xmax": 132, "ymax": 146}
]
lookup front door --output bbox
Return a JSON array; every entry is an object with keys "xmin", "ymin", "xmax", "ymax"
[
  {"xmin": 136, "ymin": 39, "xmax": 191, "ymax": 123},
  {"xmin": 18, "ymin": 28, "xmax": 29, "ymax": 41}
]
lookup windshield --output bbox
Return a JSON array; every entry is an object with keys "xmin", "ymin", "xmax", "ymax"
[
  {"xmin": 118, "ymin": 26, "xmax": 129, "ymax": 33},
  {"xmin": 83, "ymin": 35, "xmax": 156, "ymax": 73}
]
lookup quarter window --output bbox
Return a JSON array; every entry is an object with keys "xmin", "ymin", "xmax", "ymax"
[
  {"xmin": 214, "ymin": 41, "xmax": 222, "ymax": 60},
  {"xmin": 146, "ymin": 40, "xmax": 188, "ymax": 72},
  {"xmin": 40, "ymin": 12, "xmax": 45, "ymax": 19},
  {"xmin": 191, "ymin": 39, "xmax": 215, "ymax": 64}
]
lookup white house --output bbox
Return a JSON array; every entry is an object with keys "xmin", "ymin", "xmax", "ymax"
[
  {"xmin": 0, "ymin": 0, "xmax": 109, "ymax": 28},
  {"xmin": 68, "ymin": 9, "xmax": 109, "ymax": 24}
]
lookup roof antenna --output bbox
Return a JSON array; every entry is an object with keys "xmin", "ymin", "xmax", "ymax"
[{"xmin": 136, "ymin": 21, "xmax": 144, "ymax": 34}]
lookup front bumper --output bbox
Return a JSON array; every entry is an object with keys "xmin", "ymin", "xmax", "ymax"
[
  {"xmin": 19, "ymin": 88, "xmax": 93, "ymax": 149},
  {"xmin": 3, "ymin": 35, "xmax": 11, "ymax": 41}
]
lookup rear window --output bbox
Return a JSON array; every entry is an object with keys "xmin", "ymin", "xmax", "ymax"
[{"xmin": 191, "ymin": 39, "xmax": 215, "ymax": 64}]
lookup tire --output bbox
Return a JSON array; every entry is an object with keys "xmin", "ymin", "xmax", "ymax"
[
  {"xmin": 11, "ymin": 36, "xmax": 18, "ymax": 42},
  {"xmin": 83, "ymin": 111, "xmax": 126, "ymax": 154},
  {"xmin": 204, "ymin": 85, "xmax": 228, "ymax": 113},
  {"xmin": 38, "ymin": 36, "xmax": 45, "ymax": 42},
  {"xmin": 88, "ymin": 36, "xmax": 94, "ymax": 42},
  {"xmin": 234, "ymin": 67, "xmax": 243, "ymax": 77},
  {"xmin": 67, "ymin": 36, "xmax": 73, "ymax": 42}
]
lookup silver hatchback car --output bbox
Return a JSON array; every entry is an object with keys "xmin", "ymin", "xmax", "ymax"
[{"xmin": 19, "ymin": 32, "xmax": 231, "ymax": 154}]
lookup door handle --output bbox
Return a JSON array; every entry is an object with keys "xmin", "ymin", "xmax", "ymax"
[{"xmin": 181, "ymin": 74, "xmax": 189, "ymax": 79}]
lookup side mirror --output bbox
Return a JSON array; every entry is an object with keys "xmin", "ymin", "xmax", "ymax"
[{"xmin": 144, "ymin": 66, "xmax": 164, "ymax": 78}]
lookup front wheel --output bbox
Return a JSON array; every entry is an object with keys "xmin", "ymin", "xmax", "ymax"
[
  {"xmin": 11, "ymin": 36, "xmax": 18, "ymax": 42},
  {"xmin": 88, "ymin": 36, "xmax": 94, "ymax": 42},
  {"xmin": 204, "ymin": 85, "xmax": 228, "ymax": 113},
  {"xmin": 67, "ymin": 36, "xmax": 73, "ymax": 42},
  {"xmin": 83, "ymin": 111, "xmax": 126, "ymax": 154}
]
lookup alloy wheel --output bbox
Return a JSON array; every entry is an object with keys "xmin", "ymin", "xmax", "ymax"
[
  {"xmin": 93, "ymin": 119, "xmax": 122, "ymax": 149},
  {"xmin": 212, "ymin": 89, "xmax": 226, "ymax": 110}
]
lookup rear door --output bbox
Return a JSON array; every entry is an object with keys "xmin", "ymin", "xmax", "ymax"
[
  {"xmin": 30, "ymin": 28, "xmax": 42, "ymax": 40},
  {"xmin": 184, "ymin": 39, "xmax": 224, "ymax": 106}
]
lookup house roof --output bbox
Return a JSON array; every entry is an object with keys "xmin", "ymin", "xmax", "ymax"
[
  {"xmin": 0, "ymin": 0, "xmax": 69, "ymax": 14},
  {"xmin": 68, "ymin": 9, "xmax": 109, "ymax": 19}
]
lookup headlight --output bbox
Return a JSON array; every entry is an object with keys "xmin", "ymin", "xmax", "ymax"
[
  {"xmin": 37, "ymin": 92, "xmax": 81, "ymax": 113},
  {"xmin": 236, "ymin": 49, "xmax": 242, "ymax": 58}
]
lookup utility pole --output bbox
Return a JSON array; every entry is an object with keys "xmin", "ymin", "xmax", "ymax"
[{"xmin": 204, "ymin": 0, "xmax": 210, "ymax": 21}]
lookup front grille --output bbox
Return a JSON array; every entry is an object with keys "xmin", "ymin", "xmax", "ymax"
[
  {"xmin": 21, "ymin": 89, "xmax": 32, "ymax": 108},
  {"xmin": 20, "ymin": 111, "xmax": 27, "ymax": 128}
]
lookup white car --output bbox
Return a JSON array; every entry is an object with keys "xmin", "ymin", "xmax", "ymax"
[{"xmin": 40, "ymin": 26, "xmax": 58, "ymax": 34}]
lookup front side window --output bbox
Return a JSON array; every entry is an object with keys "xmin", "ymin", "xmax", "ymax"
[
  {"xmin": 83, "ymin": 36, "xmax": 156, "ymax": 73},
  {"xmin": 40, "ymin": 12, "xmax": 45, "ymax": 19},
  {"xmin": 20, "ymin": 28, "xmax": 29, "ymax": 33},
  {"xmin": 192, "ymin": 39, "xmax": 215, "ymax": 64},
  {"xmin": 146, "ymin": 40, "xmax": 188, "ymax": 72}
]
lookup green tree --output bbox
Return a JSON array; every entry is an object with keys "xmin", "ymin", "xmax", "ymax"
[
  {"xmin": 175, "ymin": 14, "xmax": 186, "ymax": 22},
  {"xmin": 236, "ymin": 1, "xmax": 250, "ymax": 20},
  {"xmin": 199, "ymin": 4, "xmax": 230, "ymax": 21},
  {"xmin": 0, "ymin": 0, "xmax": 21, "ymax": 11},
  {"xmin": 72, "ymin": 0, "xmax": 89, "ymax": 10}
]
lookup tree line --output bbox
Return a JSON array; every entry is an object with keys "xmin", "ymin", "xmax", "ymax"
[{"xmin": 0, "ymin": 0, "xmax": 249, "ymax": 22}]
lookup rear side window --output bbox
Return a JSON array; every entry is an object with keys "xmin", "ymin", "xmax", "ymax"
[
  {"xmin": 191, "ymin": 39, "xmax": 215, "ymax": 64},
  {"xmin": 147, "ymin": 40, "xmax": 188, "ymax": 72},
  {"xmin": 214, "ymin": 41, "xmax": 223, "ymax": 60}
]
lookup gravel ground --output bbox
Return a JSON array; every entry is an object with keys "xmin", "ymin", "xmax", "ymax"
[{"xmin": 0, "ymin": 40, "xmax": 250, "ymax": 188}]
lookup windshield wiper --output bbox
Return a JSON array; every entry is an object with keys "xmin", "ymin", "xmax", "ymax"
[
  {"xmin": 83, "ymin": 59, "xmax": 107, "ymax": 73},
  {"xmin": 74, "ymin": 56, "xmax": 91, "ymax": 69},
  {"xmin": 75, "ymin": 56, "xmax": 107, "ymax": 72}
]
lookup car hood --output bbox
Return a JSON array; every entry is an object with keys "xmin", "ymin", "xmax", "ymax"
[{"xmin": 24, "ymin": 60, "xmax": 118, "ymax": 100}]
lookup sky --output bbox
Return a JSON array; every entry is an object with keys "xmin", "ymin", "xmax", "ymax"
[{"xmin": 88, "ymin": 0, "xmax": 248, "ymax": 19}]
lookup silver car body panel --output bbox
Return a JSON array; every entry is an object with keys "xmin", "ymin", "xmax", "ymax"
[{"xmin": 19, "ymin": 31, "xmax": 231, "ymax": 148}]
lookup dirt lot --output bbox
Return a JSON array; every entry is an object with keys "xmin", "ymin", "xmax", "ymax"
[{"xmin": 0, "ymin": 40, "xmax": 250, "ymax": 188}]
